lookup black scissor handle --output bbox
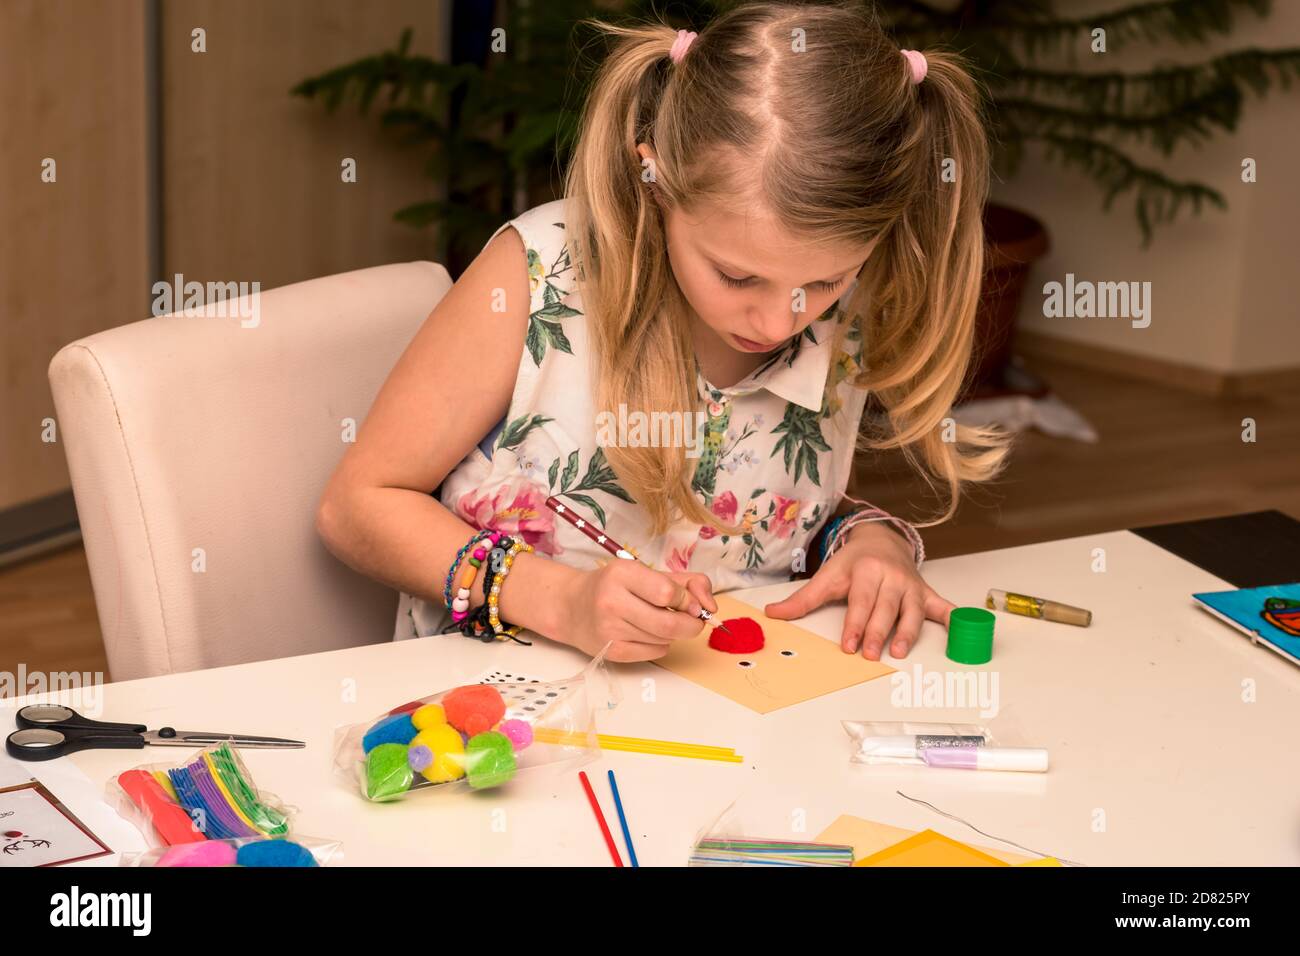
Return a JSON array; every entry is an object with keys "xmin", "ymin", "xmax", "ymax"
[
  {"xmin": 5, "ymin": 727, "xmax": 147, "ymax": 761},
  {"xmin": 15, "ymin": 704, "xmax": 146, "ymax": 734}
]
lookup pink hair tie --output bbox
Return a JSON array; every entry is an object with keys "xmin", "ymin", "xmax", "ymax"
[
  {"xmin": 900, "ymin": 48, "xmax": 928, "ymax": 85},
  {"xmin": 669, "ymin": 29, "xmax": 697, "ymax": 64}
]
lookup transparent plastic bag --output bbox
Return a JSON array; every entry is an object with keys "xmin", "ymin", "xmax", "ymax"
[
  {"xmin": 120, "ymin": 835, "xmax": 342, "ymax": 868},
  {"xmin": 688, "ymin": 797, "xmax": 854, "ymax": 867},
  {"xmin": 333, "ymin": 650, "xmax": 619, "ymax": 802},
  {"xmin": 843, "ymin": 718, "xmax": 1048, "ymax": 772},
  {"xmin": 108, "ymin": 742, "xmax": 295, "ymax": 848}
]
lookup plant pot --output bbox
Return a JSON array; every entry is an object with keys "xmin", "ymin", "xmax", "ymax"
[{"xmin": 964, "ymin": 202, "xmax": 1050, "ymax": 399}]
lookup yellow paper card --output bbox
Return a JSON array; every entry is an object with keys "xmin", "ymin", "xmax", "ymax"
[
  {"xmin": 855, "ymin": 829, "xmax": 1011, "ymax": 867},
  {"xmin": 1017, "ymin": 857, "xmax": 1063, "ymax": 867},
  {"xmin": 817, "ymin": 814, "xmax": 1037, "ymax": 865},
  {"xmin": 654, "ymin": 594, "xmax": 895, "ymax": 714}
]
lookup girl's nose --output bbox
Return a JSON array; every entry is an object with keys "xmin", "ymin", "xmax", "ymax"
[{"xmin": 749, "ymin": 302, "xmax": 797, "ymax": 344}]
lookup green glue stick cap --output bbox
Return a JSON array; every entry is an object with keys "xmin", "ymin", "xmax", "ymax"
[{"xmin": 947, "ymin": 606, "xmax": 994, "ymax": 664}]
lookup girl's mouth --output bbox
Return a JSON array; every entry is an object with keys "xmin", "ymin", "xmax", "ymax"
[{"xmin": 731, "ymin": 333, "xmax": 783, "ymax": 353}]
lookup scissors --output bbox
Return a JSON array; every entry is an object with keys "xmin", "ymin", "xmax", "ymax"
[{"xmin": 5, "ymin": 704, "xmax": 304, "ymax": 762}]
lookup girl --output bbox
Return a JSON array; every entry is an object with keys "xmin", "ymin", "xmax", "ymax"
[{"xmin": 315, "ymin": 2, "xmax": 1007, "ymax": 664}]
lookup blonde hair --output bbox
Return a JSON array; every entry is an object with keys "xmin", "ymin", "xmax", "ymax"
[{"xmin": 564, "ymin": 1, "xmax": 1010, "ymax": 536}]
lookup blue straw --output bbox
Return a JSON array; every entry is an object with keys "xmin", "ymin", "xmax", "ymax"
[{"xmin": 607, "ymin": 770, "xmax": 639, "ymax": 867}]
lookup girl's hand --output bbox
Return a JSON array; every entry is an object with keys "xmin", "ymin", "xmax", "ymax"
[
  {"xmin": 556, "ymin": 560, "xmax": 718, "ymax": 663},
  {"xmin": 763, "ymin": 522, "xmax": 954, "ymax": 660}
]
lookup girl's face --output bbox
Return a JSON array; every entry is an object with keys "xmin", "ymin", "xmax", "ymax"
[{"xmin": 641, "ymin": 151, "xmax": 877, "ymax": 355}]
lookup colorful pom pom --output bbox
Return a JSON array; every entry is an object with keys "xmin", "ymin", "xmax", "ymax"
[
  {"xmin": 464, "ymin": 731, "xmax": 517, "ymax": 789},
  {"xmin": 236, "ymin": 839, "xmax": 319, "ymax": 867},
  {"xmin": 387, "ymin": 700, "xmax": 423, "ymax": 717},
  {"xmin": 410, "ymin": 725, "xmax": 466, "ymax": 784},
  {"xmin": 411, "ymin": 703, "xmax": 446, "ymax": 730},
  {"xmin": 363, "ymin": 713, "xmax": 418, "ymax": 753},
  {"xmin": 498, "ymin": 718, "xmax": 533, "ymax": 751},
  {"xmin": 407, "ymin": 744, "xmax": 433, "ymax": 773},
  {"xmin": 708, "ymin": 616, "xmax": 765, "ymax": 654},
  {"xmin": 443, "ymin": 684, "xmax": 506, "ymax": 737},
  {"xmin": 156, "ymin": 840, "xmax": 238, "ymax": 868},
  {"xmin": 365, "ymin": 743, "xmax": 414, "ymax": 800}
]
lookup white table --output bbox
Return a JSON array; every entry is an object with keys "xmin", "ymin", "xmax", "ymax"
[{"xmin": 7, "ymin": 530, "xmax": 1297, "ymax": 866}]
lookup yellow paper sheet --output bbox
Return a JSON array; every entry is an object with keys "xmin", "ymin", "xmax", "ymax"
[
  {"xmin": 856, "ymin": 829, "xmax": 1011, "ymax": 867},
  {"xmin": 816, "ymin": 814, "xmax": 1035, "ymax": 865},
  {"xmin": 653, "ymin": 594, "xmax": 895, "ymax": 714}
]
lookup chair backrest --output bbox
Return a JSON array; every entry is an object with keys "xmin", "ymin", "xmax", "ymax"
[{"xmin": 48, "ymin": 261, "xmax": 450, "ymax": 680}]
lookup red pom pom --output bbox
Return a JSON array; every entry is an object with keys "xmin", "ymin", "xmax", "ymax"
[
  {"xmin": 388, "ymin": 700, "xmax": 424, "ymax": 716},
  {"xmin": 708, "ymin": 617, "xmax": 765, "ymax": 654},
  {"xmin": 443, "ymin": 684, "xmax": 507, "ymax": 736}
]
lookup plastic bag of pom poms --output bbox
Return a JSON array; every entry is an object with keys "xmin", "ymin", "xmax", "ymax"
[
  {"xmin": 108, "ymin": 742, "xmax": 296, "ymax": 848},
  {"xmin": 120, "ymin": 835, "xmax": 343, "ymax": 868},
  {"xmin": 332, "ymin": 650, "xmax": 619, "ymax": 802}
]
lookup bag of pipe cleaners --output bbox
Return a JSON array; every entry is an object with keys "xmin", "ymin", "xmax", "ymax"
[
  {"xmin": 108, "ymin": 742, "xmax": 296, "ymax": 849},
  {"xmin": 120, "ymin": 835, "xmax": 343, "ymax": 868},
  {"xmin": 332, "ymin": 651, "xmax": 618, "ymax": 802}
]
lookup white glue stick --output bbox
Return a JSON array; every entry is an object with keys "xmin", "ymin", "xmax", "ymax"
[
  {"xmin": 922, "ymin": 746, "xmax": 1049, "ymax": 772},
  {"xmin": 860, "ymin": 734, "xmax": 986, "ymax": 760}
]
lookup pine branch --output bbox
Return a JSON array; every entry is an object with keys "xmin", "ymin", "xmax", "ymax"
[
  {"xmin": 992, "ymin": 47, "xmax": 1300, "ymax": 113},
  {"xmin": 995, "ymin": 82, "xmax": 1243, "ymax": 154},
  {"xmin": 902, "ymin": 0, "xmax": 1275, "ymax": 58},
  {"xmin": 1014, "ymin": 132, "xmax": 1227, "ymax": 244}
]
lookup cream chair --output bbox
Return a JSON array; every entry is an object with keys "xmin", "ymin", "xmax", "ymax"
[{"xmin": 48, "ymin": 261, "xmax": 449, "ymax": 681}]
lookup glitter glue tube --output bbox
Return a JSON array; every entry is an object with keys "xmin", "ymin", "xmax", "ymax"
[
  {"xmin": 922, "ymin": 746, "xmax": 1049, "ymax": 773},
  {"xmin": 986, "ymin": 589, "xmax": 1091, "ymax": 627},
  {"xmin": 861, "ymin": 734, "xmax": 986, "ymax": 759}
]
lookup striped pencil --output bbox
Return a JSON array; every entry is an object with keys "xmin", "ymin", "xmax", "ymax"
[{"xmin": 545, "ymin": 496, "xmax": 729, "ymax": 634}]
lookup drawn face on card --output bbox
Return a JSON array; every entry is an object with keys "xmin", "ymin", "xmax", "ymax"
[
  {"xmin": 654, "ymin": 594, "xmax": 895, "ymax": 714},
  {"xmin": 0, "ymin": 782, "xmax": 111, "ymax": 867}
]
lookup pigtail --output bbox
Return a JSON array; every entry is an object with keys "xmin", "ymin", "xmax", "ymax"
[
  {"xmin": 855, "ymin": 48, "xmax": 1011, "ymax": 526},
  {"xmin": 565, "ymin": 21, "xmax": 721, "ymax": 535}
]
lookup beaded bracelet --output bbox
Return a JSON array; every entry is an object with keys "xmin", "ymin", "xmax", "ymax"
[
  {"xmin": 446, "ymin": 530, "xmax": 502, "ymax": 622},
  {"xmin": 441, "ymin": 535, "xmax": 527, "ymax": 644},
  {"xmin": 468, "ymin": 535, "xmax": 518, "ymax": 641},
  {"xmin": 821, "ymin": 503, "xmax": 925, "ymax": 569},
  {"xmin": 486, "ymin": 537, "xmax": 533, "ymax": 638}
]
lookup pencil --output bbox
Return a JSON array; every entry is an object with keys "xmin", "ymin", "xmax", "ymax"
[
  {"xmin": 545, "ymin": 496, "xmax": 730, "ymax": 634},
  {"xmin": 607, "ymin": 770, "xmax": 639, "ymax": 867},
  {"xmin": 578, "ymin": 770, "xmax": 623, "ymax": 866}
]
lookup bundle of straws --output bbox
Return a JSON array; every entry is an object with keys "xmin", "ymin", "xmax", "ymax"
[
  {"xmin": 164, "ymin": 744, "xmax": 289, "ymax": 839},
  {"xmin": 688, "ymin": 838, "xmax": 855, "ymax": 866}
]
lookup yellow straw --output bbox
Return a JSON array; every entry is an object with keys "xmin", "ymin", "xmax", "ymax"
[{"xmin": 534, "ymin": 728, "xmax": 744, "ymax": 762}]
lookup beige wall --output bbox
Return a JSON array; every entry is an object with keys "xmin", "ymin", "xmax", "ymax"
[
  {"xmin": 1, "ymin": 0, "xmax": 449, "ymax": 512},
  {"xmin": 992, "ymin": 0, "xmax": 1300, "ymax": 375},
  {"xmin": 161, "ymin": 0, "xmax": 448, "ymax": 290},
  {"xmin": 0, "ymin": 0, "xmax": 150, "ymax": 510}
]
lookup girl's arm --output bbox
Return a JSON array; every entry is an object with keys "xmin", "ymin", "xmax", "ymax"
[
  {"xmin": 314, "ymin": 226, "xmax": 574, "ymax": 638},
  {"xmin": 314, "ymin": 227, "xmax": 715, "ymax": 658}
]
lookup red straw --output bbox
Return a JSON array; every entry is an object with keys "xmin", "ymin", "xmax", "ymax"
[{"xmin": 578, "ymin": 770, "xmax": 624, "ymax": 866}]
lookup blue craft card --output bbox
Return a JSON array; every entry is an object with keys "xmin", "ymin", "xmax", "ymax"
[{"xmin": 1193, "ymin": 582, "xmax": 1300, "ymax": 667}]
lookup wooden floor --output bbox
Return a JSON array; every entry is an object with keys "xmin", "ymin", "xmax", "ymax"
[{"xmin": 2, "ymin": 354, "xmax": 1297, "ymax": 682}]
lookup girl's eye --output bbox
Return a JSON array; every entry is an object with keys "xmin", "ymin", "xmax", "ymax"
[{"xmin": 715, "ymin": 270, "xmax": 845, "ymax": 293}]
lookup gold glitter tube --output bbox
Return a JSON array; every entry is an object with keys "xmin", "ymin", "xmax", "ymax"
[{"xmin": 986, "ymin": 588, "xmax": 1092, "ymax": 627}]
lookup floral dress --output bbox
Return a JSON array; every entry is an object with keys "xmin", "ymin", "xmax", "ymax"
[{"xmin": 393, "ymin": 197, "xmax": 870, "ymax": 640}]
